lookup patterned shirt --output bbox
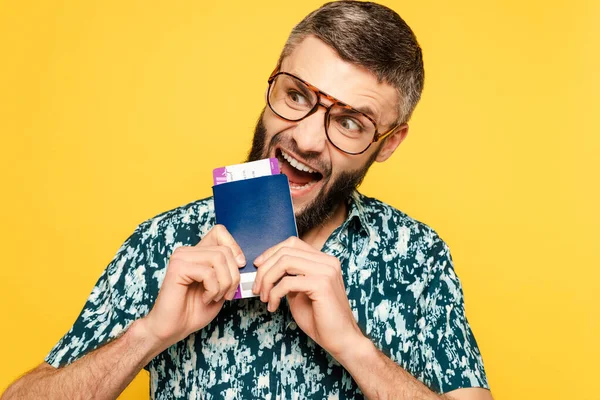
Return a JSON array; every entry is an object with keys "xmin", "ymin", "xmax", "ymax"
[{"xmin": 46, "ymin": 192, "xmax": 489, "ymax": 399}]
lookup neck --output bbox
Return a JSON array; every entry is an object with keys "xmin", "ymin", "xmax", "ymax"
[{"xmin": 300, "ymin": 200, "xmax": 348, "ymax": 250}]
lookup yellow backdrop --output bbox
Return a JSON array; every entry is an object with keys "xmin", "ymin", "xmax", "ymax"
[{"xmin": 1, "ymin": 1, "xmax": 598, "ymax": 399}]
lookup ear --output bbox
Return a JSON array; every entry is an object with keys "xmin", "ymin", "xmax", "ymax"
[{"xmin": 375, "ymin": 124, "xmax": 409, "ymax": 163}]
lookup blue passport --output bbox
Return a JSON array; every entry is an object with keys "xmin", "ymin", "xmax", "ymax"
[{"xmin": 212, "ymin": 174, "xmax": 298, "ymax": 298}]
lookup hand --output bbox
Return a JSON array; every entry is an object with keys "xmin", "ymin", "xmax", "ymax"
[
  {"xmin": 252, "ymin": 237, "xmax": 365, "ymax": 359},
  {"xmin": 140, "ymin": 224, "xmax": 245, "ymax": 350}
]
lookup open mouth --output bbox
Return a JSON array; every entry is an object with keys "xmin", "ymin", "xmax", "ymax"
[{"xmin": 276, "ymin": 149, "xmax": 324, "ymax": 191}]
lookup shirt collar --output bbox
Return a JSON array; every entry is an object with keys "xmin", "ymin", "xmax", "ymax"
[{"xmin": 336, "ymin": 191, "xmax": 370, "ymax": 241}]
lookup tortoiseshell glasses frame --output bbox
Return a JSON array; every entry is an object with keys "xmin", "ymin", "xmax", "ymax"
[{"xmin": 267, "ymin": 71, "xmax": 401, "ymax": 155}]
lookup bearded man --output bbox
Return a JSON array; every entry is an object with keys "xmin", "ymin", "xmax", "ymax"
[{"xmin": 3, "ymin": 2, "xmax": 491, "ymax": 399}]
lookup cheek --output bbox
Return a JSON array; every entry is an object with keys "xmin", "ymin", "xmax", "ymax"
[
  {"xmin": 327, "ymin": 152, "xmax": 352, "ymax": 178},
  {"xmin": 263, "ymin": 108, "xmax": 293, "ymax": 134},
  {"xmin": 328, "ymin": 151, "xmax": 372, "ymax": 180}
]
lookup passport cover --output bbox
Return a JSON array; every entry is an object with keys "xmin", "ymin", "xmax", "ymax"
[{"xmin": 212, "ymin": 174, "xmax": 298, "ymax": 299}]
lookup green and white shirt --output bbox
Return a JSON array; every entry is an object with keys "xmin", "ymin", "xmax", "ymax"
[{"xmin": 46, "ymin": 192, "xmax": 489, "ymax": 399}]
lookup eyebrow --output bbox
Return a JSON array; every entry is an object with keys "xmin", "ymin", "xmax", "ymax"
[
  {"xmin": 353, "ymin": 105, "xmax": 380, "ymax": 123},
  {"xmin": 294, "ymin": 80, "xmax": 314, "ymax": 99}
]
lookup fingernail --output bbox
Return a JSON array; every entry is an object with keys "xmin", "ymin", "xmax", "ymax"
[
  {"xmin": 236, "ymin": 254, "xmax": 246, "ymax": 267},
  {"xmin": 252, "ymin": 281, "xmax": 257, "ymax": 294},
  {"xmin": 254, "ymin": 255, "xmax": 264, "ymax": 265}
]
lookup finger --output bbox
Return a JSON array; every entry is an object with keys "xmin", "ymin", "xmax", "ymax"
[
  {"xmin": 267, "ymin": 275, "xmax": 313, "ymax": 312},
  {"xmin": 171, "ymin": 246, "xmax": 240, "ymax": 300},
  {"xmin": 258, "ymin": 255, "xmax": 326, "ymax": 302},
  {"xmin": 176, "ymin": 262, "xmax": 220, "ymax": 304},
  {"xmin": 253, "ymin": 247, "xmax": 333, "ymax": 296},
  {"xmin": 254, "ymin": 236, "xmax": 314, "ymax": 266},
  {"xmin": 210, "ymin": 246, "xmax": 241, "ymax": 301},
  {"xmin": 198, "ymin": 224, "xmax": 246, "ymax": 267},
  {"xmin": 203, "ymin": 250, "xmax": 234, "ymax": 302}
]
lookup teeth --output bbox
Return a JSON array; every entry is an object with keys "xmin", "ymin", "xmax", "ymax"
[
  {"xmin": 289, "ymin": 180, "xmax": 317, "ymax": 190},
  {"xmin": 281, "ymin": 150, "xmax": 316, "ymax": 174}
]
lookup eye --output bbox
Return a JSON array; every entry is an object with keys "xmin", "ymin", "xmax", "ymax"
[
  {"xmin": 339, "ymin": 117, "xmax": 362, "ymax": 132},
  {"xmin": 287, "ymin": 90, "xmax": 309, "ymax": 106}
]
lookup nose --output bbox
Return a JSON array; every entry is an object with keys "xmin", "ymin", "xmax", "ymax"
[{"xmin": 291, "ymin": 105, "xmax": 328, "ymax": 154}]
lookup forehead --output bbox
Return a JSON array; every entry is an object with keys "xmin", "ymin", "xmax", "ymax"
[{"xmin": 280, "ymin": 36, "xmax": 399, "ymax": 126}]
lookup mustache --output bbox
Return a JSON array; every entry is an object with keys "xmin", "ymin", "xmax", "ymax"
[{"xmin": 269, "ymin": 133, "xmax": 331, "ymax": 177}]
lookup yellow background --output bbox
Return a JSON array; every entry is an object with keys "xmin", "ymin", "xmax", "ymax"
[{"xmin": 1, "ymin": 0, "xmax": 598, "ymax": 399}]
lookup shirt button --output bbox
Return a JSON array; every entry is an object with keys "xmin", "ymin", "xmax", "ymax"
[{"xmin": 288, "ymin": 321, "xmax": 297, "ymax": 330}]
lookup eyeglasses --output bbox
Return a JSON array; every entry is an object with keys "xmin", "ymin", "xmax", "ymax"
[{"xmin": 267, "ymin": 71, "xmax": 400, "ymax": 155}]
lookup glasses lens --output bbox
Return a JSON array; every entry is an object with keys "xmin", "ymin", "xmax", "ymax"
[
  {"xmin": 268, "ymin": 74, "xmax": 318, "ymax": 121},
  {"xmin": 327, "ymin": 104, "xmax": 376, "ymax": 154}
]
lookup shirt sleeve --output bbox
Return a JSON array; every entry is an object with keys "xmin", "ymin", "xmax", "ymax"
[
  {"xmin": 419, "ymin": 237, "xmax": 490, "ymax": 394},
  {"xmin": 45, "ymin": 222, "xmax": 153, "ymax": 368}
]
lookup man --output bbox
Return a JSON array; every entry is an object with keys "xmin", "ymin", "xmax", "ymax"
[{"xmin": 3, "ymin": 1, "xmax": 491, "ymax": 399}]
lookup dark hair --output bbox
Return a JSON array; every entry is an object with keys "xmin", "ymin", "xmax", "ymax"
[{"xmin": 278, "ymin": 1, "xmax": 424, "ymax": 124}]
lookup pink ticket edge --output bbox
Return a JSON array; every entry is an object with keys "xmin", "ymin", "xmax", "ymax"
[
  {"xmin": 213, "ymin": 167, "xmax": 227, "ymax": 185},
  {"xmin": 269, "ymin": 157, "xmax": 280, "ymax": 175},
  {"xmin": 233, "ymin": 284, "xmax": 243, "ymax": 299}
]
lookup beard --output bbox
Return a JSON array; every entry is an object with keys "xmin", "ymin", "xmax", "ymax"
[{"xmin": 246, "ymin": 109, "xmax": 379, "ymax": 237}]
